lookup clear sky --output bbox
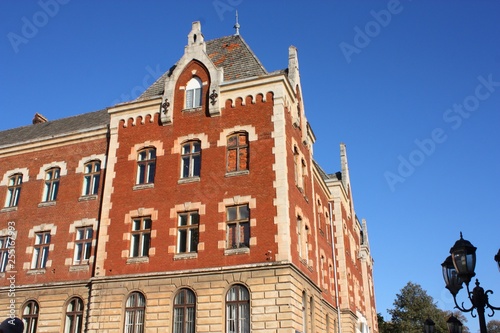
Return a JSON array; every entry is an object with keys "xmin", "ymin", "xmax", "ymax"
[{"xmin": 1, "ymin": 1, "xmax": 499, "ymax": 332}]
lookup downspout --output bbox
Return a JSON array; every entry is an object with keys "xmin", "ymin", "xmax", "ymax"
[{"xmin": 329, "ymin": 202, "xmax": 342, "ymax": 333}]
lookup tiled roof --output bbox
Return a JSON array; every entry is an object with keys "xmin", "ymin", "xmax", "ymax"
[
  {"xmin": 0, "ymin": 109, "xmax": 109, "ymax": 148},
  {"xmin": 139, "ymin": 34, "xmax": 268, "ymax": 101}
]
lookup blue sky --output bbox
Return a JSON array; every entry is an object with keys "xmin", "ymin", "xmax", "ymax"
[{"xmin": 1, "ymin": 1, "xmax": 499, "ymax": 331}]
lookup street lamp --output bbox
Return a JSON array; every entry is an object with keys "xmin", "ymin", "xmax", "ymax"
[
  {"xmin": 424, "ymin": 318, "xmax": 435, "ymax": 333},
  {"xmin": 441, "ymin": 233, "xmax": 500, "ymax": 333},
  {"xmin": 495, "ymin": 249, "xmax": 500, "ymax": 272},
  {"xmin": 446, "ymin": 315, "xmax": 463, "ymax": 333}
]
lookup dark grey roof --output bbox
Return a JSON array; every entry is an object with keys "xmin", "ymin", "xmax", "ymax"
[
  {"xmin": 313, "ymin": 160, "xmax": 340, "ymax": 181},
  {"xmin": 0, "ymin": 109, "xmax": 109, "ymax": 148},
  {"xmin": 207, "ymin": 34, "xmax": 267, "ymax": 81},
  {"xmin": 139, "ymin": 34, "xmax": 268, "ymax": 101}
]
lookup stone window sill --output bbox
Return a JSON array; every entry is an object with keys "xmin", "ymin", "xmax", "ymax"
[
  {"xmin": 178, "ymin": 177, "xmax": 200, "ymax": 184},
  {"xmin": 133, "ymin": 183, "xmax": 155, "ymax": 191},
  {"xmin": 224, "ymin": 247, "xmax": 250, "ymax": 256},
  {"xmin": 174, "ymin": 253, "xmax": 198, "ymax": 260},
  {"xmin": 225, "ymin": 170, "xmax": 249, "ymax": 177},
  {"xmin": 38, "ymin": 201, "xmax": 56, "ymax": 208},
  {"xmin": 78, "ymin": 195, "xmax": 97, "ymax": 202},
  {"xmin": 126, "ymin": 256, "xmax": 149, "ymax": 264}
]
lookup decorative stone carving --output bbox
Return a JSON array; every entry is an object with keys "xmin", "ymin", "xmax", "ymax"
[{"xmin": 209, "ymin": 89, "xmax": 218, "ymax": 105}]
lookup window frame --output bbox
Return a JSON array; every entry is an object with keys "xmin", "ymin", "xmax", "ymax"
[
  {"xmin": 226, "ymin": 132, "xmax": 249, "ymax": 173},
  {"xmin": 4, "ymin": 173, "xmax": 22, "ymax": 208},
  {"xmin": 226, "ymin": 204, "xmax": 250, "ymax": 250},
  {"xmin": 31, "ymin": 231, "xmax": 51, "ymax": 269},
  {"xmin": 173, "ymin": 288, "xmax": 196, "ymax": 333},
  {"xmin": 136, "ymin": 148, "xmax": 156, "ymax": 185},
  {"xmin": 0, "ymin": 236, "xmax": 10, "ymax": 273},
  {"xmin": 22, "ymin": 300, "xmax": 39, "ymax": 333},
  {"xmin": 180, "ymin": 141, "xmax": 201, "ymax": 179},
  {"xmin": 42, "ymin": 167, "xmax": 60, "ymax": 202},
  {"xmin": 130, "ymin": 217, "xmax": 151, "ymax": 258},
  {"xmin": 73, "ymin": 226, "xmax": 93, "ymax": 265},
  {"xmin": 177, "ymin": 211, "xmax": 199, "ymax": 254},
  {"xmin": 124, "ymin": 292, "xmax": 146, "ymax": 333},
  {"xmin": 225, "ymin": 284, "xmax": 250, "ymax": 333},
  {"xmin": 185, "ymin": 77, "xmax": 202, "ymax": 109},
  {"xmin": 82, "ymin": 160, "xmax": 101, "ymax": 196},
  {"xmin": 64, "ymin": 297, "xmax": 84, "ymax": 333}
]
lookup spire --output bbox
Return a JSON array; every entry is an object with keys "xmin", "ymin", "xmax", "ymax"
[
  {"xmin": 234, "ymin": 10, "xmax": 240, "ymax": 35},
  {"xmin": 340, "ymin": 142, "xmax": 351, "ymax": 191}
]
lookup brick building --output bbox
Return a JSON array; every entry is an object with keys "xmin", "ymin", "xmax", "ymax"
[{"xmin": 0, "ymin": 22, "xmax": 377, "ymax": 333}]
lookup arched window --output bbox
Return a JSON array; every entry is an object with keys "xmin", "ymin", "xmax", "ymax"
[
  {"xmin": 173, "ymin": 289, "xmax": 196, "ymax": 333},
  {"xmin": 124, "ymin": 292, "xmax": 145, "ymax": 333},
  {"xmin": 302, "ymin": 291, "xmax": 307, "ymax": 333},
  {"xmin": 226, "ymin": 285, "xmax": 250, "ymax": 333},
  {"xmin": 5, "ymin": 173, "xmax": 22, "ymax": 207},
  {"xmin": 22, "ymin": 300, "xmax": 39, "ymax": 333},
  {"xmin": 181, "ymin": 141, "xmax": 201, "ymax": 179},
  {"xmin": 226, "ymin": 132, "xmax": 249, "ymax": 173},
  {"xmin": 42, "ymin": 167, "xmax": 60, "ymax": 202},
  {"xmin": 82, "ymin": 160, "xmax": 101, "ymax": 196},
  {"xmin": 64, "ymin": 297, "xmax": 83, "ymax": 333},
  {"xmin": 185, "ymin": 77, "xmax": 202, "ymax": 109},
  {"xmin": 136, "ymin": 148, "xmax": 156, "ymax": 185}
]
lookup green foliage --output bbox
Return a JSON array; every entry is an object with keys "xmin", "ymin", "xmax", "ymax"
[
  {"xmin": 487, "ymin": 319, "xmax": 500, "ymax": 333},
  {"xmin": 385, "ymin": 281, "xmax": 470, "ymax": 333}
]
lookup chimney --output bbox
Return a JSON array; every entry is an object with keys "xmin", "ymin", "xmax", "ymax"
[{"xmin": 33, "ymin": 113, "xmax": 48, "ymax": 124}]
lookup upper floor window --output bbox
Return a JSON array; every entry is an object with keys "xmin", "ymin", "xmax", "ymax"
[
  {"xmin": 137, "ymin": 148, "xmax": 156, "ymax": 185},
  {"xmin": 185, "ymin": 77, "xmax": 202, "ymax": 109},
  {"xmin": 177, "ymin": 211, "xmax": 199, "ymax": 254},
  {"xmin": 130, "ymin": 217, "xmax": 151, "ymax": 258},
  {"xmin": 31, "ymin": 231, "xmax": 51, "ymax": 269},
  {"xmin": 173, "ymin": 289, "xmax": 196, "ymax": 333},
  {"xmin": 74, "ymin": 227, "xmax": 93, "ymax": 265},
  {"xmin": 4, "ymin": 173, "xmax": 22, "ymax": 207},
  {"xmin": 0, "ymin": 236, "xmax": 10, "ymax": 273},
  {"xmin": 226, "ymin": 284, "xmax": 250, "ymax": 333},
  {"xmin": 64, "ymin": 297, "xmax": 83, "ymax": 333},
  {"xmin": 42, "ymin": 168, "xmax": 60, "ymax": 202},
  {"xmin": 226, "ymin": 204, "xmax": 250, "ymax": 249},
  {"xmin": 181, "ymin": 141, "xmax": 201, "ymax": 179},
  {"xmin": 22, "ymin": 300, "xmax": 39, "ymax": 333},
  {"xmin": 124, "ymin": 292, "xmax": 145, "ymax": 333},
  {"xmin": 82, "ymin": 161, "xmax": 101, "ymax": 196},
  {"xmin": 227, "ymin": 133, "xmax": 249, "ymax": 173}
]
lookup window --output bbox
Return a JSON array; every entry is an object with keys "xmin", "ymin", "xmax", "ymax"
[
  {"xmin": 136, "ymin": 148, "xmax": 156, "ymax": 185},
  {"xmin": 226, "ymin": 285, "xmax": 250, "ymax": 333},
  {"xmin": 177, "ymin": 212, "xmax": 199, "ymax": 253},
  {"xmin": 22, "ymin": 300, "xmax": 39, "ymax": 333},
  {"xmin": 130, "ymin": 217, "xmax": 151, "ymax": 257},
  {"xmin": 4, "ymin": 173, "xmax": 22, "ymax": 207},
  {"xmin": 302, "ymin": 291, "xmax": 307, "ymax": 333},
  {"xmin": 73, "ymin": 227, "xmax": 93, "ymax": 265},
  {"xmin": 226, "ymin": 205, "xmax": 250, "ymax": 249},
  {"xmin": 226, "ymin": 133, "xmax": 249, "ymax": 173},
  {"xmin": 181, "ymin": 141, "xmax": 201, "ymax": 179},
  {"xmin": 293, "ymin": 147, "xmax": 300, "ymax": 187},
  {"xmin": 82, "ymin": 161, "xmax": 101, "ymax": 196},
  {"xmin": 124, "ymin": 292, "xmax": 145, "ymax": 333},
  {"xmin": 0, "ymin": 236, "xmax": 9, "ymax": 273},
  {"xmin": 297, "ymin": 216, "xmax": 304, "ymax": 259},
  {"xmin": 64, "ymin": 298, "xmax": 83, "ymax": 333},
  {"xmin": 185, "ymin": 77, "xmax": 202, "ymax": 109},
  {"xmin": 31, "ymin": 231, "xmax": 50, "ymax": 269},
  {"xmin": 173, "ymin": 289, "xmax": 196, "ymax": 333},
  {"xmin": 42, "ymin": 168, "xmax": 60, "ymax": 202}
]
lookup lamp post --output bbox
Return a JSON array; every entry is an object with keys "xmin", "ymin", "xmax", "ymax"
[
  {"xmin": 446, "ymin": 315, "xmax": 463, "ymax": 333},
  {"xmin": 495, "ymin": 249, "xmax": 500, "ymax": 272},
  {"xmin": 441, "ymin": 233, "xmax": 500, "ymax": 333},
  {"xmin": 424, "ymin": 318, "xmax": 435, "ymax": 333}
]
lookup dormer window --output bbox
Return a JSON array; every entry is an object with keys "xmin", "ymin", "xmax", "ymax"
[{"xmin": 186, "ymin": 77, "xmax": 202, "ymax": 109}]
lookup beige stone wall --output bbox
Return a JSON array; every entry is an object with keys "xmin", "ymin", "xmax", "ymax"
[
  {"xmin": 86, "ymin": 264, "xmax": 338, "ymax": 333},
  {"xmin": 0, "ymin": 282, "xmax": 90, "ymax": 332}
]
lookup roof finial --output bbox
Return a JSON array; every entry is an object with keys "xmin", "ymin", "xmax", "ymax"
[{"xmin": 234, "ymin": 10, "xmax": 240, "ymax": 35}]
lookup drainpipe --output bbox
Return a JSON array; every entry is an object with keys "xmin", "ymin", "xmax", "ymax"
[{"xmin": 329, "ymin": 202, "xmax": 342, "ymax": 333}]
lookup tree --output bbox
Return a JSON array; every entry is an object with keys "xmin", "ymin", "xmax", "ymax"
[
  {"xmin": 387, "ymin": 282, "xmax": 449, "ymax": 333},
  {"xmin": 487, "ymin": 319, "xmax": 500, "ymax": 333},
  {"xmin": 378, "ymin": 313, "xmax": 395, "ymax": 333}
]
